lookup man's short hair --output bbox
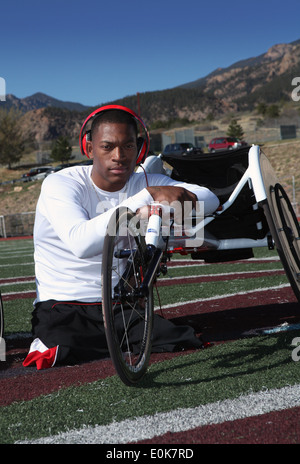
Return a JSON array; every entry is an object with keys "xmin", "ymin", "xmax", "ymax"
[{"xmin": 91, "ymin": 110, "xmax": 138, "ymax": 140}]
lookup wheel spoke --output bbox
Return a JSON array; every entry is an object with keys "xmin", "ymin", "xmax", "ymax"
[{"xmin": 101, "ymin": 207, "xmax": 153, "ymax": 385}]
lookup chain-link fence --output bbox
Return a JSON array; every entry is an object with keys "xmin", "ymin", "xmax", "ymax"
[{"xmin": 0, "ymin": 212, "xmax": 35, "ymax": 238}]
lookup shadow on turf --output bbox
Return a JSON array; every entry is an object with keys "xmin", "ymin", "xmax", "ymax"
[
  {"xmin": 0, "ymin": 336, "xmax": 32, "ymax": 375},
  {"xmin": 136, "ymin": 328, "xmax": 300, "ymax": 389},
  {"xmin": 171, "ymin": 301, "xmax": 300, "ymax": 343},
  {"xmin": 136, "ymin": 334, "xmax": 294, "ymax": 388},
  {"xmin": 132, "ymin": 300, "xmax": 300, "ymax": 388}
]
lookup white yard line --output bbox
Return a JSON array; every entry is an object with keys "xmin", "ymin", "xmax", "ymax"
[
  {"xmin": 17, "ymin": 383, "xmax": 300, "ymax": 444},
  {"xmin": 162, "ymin": 268, "xmax": 283, "ymax": 281},
  {"xmin": 155, "ymin": 283, "xmax": 290, "ymax": 310}
]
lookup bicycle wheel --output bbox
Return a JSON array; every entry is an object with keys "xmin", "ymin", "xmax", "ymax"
[
  {"xmin": 102, "ymin": 207, "xmax": 154, "ymax": 385},
  {"xmin": 0, "ymin": 290, "xmax": 3, "ymax": 339},
  {"xmin": 270, "ymin": 184, "xmax": 300, "ymax": 302}
]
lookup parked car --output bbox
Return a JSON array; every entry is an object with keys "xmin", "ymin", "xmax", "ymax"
[
  {"xmin": 208, "ymin": 137, "xmax": 247, "ymax": 153},
  {"xmin": 162, "ymin": 143, "xmax": 203, "ymax": 156},
  {"xmin": 44, "ymin": 163, "xmax": 74, "ymax": 176},
  {"xmin": 21, "ymin": 166, "xmax": 54, "ymax": 182}
]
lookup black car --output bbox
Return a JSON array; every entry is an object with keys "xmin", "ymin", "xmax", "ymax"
[
  {"xmin": 162, "ymin": 143, "xmax": 203, "ymax": 157},
  {"xmin": 21, "ymin": 166, "xmax": 54, "ymax": 182}
]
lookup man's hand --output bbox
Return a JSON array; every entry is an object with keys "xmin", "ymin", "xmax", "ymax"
[
  {"xmin": 145, "ymin": 186, "xmax": 197, "ymax": 223},
  {"xmin": 146, "ymin": 186, "xmax": 197, "ymax": 208}
]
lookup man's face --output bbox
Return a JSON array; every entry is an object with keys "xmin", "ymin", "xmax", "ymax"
[{"xmin": 87, "ymin": 122, "xmax": 138, "ymax": 192}]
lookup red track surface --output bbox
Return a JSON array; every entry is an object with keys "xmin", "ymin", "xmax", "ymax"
[{"xmin": 137, "ymin": 405, "xmax": 300, "ymax": 444}]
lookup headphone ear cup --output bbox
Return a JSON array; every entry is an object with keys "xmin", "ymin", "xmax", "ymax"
[
  {"xmin": 136, "ymin": 137, "xmax": 147, "ymax": 165},
  {"xmin": 82, "ymin": 134, "xmax": 89, "ymax": 158},
  {"xmin": 81, "ymin": 130, "xmax": 91, "ymax": 158}
]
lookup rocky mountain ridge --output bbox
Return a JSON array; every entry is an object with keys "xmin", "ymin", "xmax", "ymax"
[
  {"xmin": 4, "ymin": 39, "xmax": 300, "ymax": 144},
  {"xmin": 4, "ymin": 92, "xmax": 90, "ymax": 113},
  {"xmin": 180, "ymin": 40, "xmax": 300, "ymax": 109}
]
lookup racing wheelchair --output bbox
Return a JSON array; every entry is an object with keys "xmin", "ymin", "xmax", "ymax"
[
  {"xmin": 0, "ymin": 291, "xmax": 3, "ymax": 340},
  {"xmin": 101, "ymin": 144, "xmax": 300, "ymax": 386}
]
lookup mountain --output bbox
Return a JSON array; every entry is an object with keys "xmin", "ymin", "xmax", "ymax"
[
  {"xmin": 180, "ymin": 39, "xmax": 300, "ymax": 90},
  {"xmin": 9, "ymin": 38, "xmax": 300, "ymax": 144},
  {"xmin": 177, "ymin": 39, "xmax": 300, "ymax": 111},
  {"xmin": 4, "ymin": 92, "xmax": 90, "ymax": 113}
]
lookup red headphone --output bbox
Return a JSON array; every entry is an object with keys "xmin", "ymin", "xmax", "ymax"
[{"xmin": 79, "ymin": 104, "xmax": 150, "ymax": 165}]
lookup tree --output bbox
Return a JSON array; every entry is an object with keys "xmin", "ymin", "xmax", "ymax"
[
  {"xmin": 0, "ymin": 108, "xmax": 26, "ymax": 168},
  {"xmin": 226, "ymin": 118, "xmax": 244, "ymax": 139},
  {"xmin": 256, "ymin": 102, "xmax": 267, "ymax": 116},
  {"xmin": 265, "ymin": 104, "xmax": 280, "ymax": 118},
  {"xmin": 206, "ymin": 113, "xmax": 214, "ymax": 121},
  {"xmin": 51, "ymin": 136, "xmax": 73, "ymax": 163}
]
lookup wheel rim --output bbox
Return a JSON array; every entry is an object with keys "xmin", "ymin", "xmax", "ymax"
[
  {"xmin": 102, "ymin": 208, "xmax": 153, "ymax": 385},
  {"xmin": 270, "ymin": 184, "xmax": 300, "ymax": 299},
  {"xmin": 274, "ymin": 184, "xmax": 300, "ymax": 271}
]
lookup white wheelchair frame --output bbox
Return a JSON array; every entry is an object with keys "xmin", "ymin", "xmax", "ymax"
[{"xmin": 138, "ymin": 144, "xmax": 300, "ymax": 300}]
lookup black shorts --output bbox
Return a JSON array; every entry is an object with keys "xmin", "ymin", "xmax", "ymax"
[{"xmin": 23, "ymin": 300, "xmax": 203, "ymax": 369}]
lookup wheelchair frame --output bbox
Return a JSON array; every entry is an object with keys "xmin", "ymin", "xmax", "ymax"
[{"xmin": 101, "ymin": 144, "xmax": 300, "ymax": 385}]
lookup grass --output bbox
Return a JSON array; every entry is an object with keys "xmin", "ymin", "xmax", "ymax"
[{"xmin": 156, "ymin": 275, "xmax": 288, "ymax": 306}]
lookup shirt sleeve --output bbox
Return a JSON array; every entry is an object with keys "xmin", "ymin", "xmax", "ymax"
[
  {"xmin": 126, "ymin": 173, "xmax": 220, "ymax": 215},
  {"xmin": 37, "ymin": 174, "xmax": 155, "ymax": 259},
  {"xmin": 38, "ymin": 172, "xmax": 219, "ymax": 259}
]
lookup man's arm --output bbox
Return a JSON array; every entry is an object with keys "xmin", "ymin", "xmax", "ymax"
[{"xmin": 146, "ymin": 185, "xmax": 197, "ymax": 208}]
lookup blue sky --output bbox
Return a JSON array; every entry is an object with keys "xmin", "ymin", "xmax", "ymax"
[{"xmin": 1, "ymin": 0, "xmax": 300, "ymax": 107}]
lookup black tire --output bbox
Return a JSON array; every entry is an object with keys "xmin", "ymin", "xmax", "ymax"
[
  {"xmin": 0, "ymin": 290, "xmax": 3, "ymax": 339},
  {"xmin": 102, "ymin": 207, "xmax": 154, "ymax": 385},
  {"xmin": 270, "ymin": 184, "xmax": 300, "ymax": 302}
]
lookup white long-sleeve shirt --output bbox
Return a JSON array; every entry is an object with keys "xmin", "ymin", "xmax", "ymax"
[{"xmin": 34, "ymin": 165, "xmax": 219, "ymax": 302}]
